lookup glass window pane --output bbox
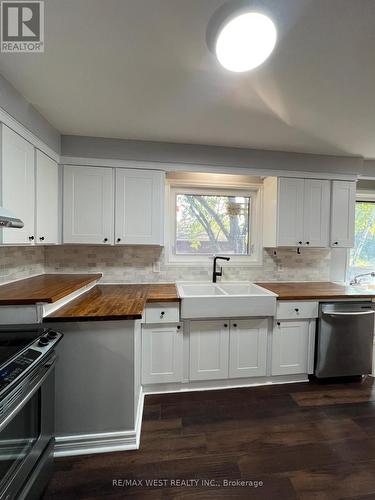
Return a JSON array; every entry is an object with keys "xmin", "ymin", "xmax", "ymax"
[
  {"xmin": 175, "ymin": 194, "xmax": 250, "ymax": 255},
  {"xmin": 349, "ymin": 201, "xmax": 375, "ymax": 276}
]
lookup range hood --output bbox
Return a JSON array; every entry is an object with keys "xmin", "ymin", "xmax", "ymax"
[{"xmin": 0, "ymin": 207, "xmax": 24, "ymax": 228}]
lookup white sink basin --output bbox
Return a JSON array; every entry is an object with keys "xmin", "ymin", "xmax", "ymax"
[
  {"xmin": 219, "ymin": 283, "xmax": 268, "ymax": 295},
  {"xmin": 178, "ymin": 283, "xmax": 226, "ymax": 296},
  {"xmin": 177, "ymin": 282, "xmax": 277, "ymax": 319}
]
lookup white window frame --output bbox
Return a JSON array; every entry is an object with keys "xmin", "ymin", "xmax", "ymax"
[
  {"xmin": 165, "ymin": 180, "xmax": 263, "ymax": 266},
  {"xmin": 346, "ymin": 190, "xmax": 375, "ymax": 280}
]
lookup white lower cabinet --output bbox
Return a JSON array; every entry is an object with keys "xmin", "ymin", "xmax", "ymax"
[
  {"xmin": 189, "ymin": 320, "xmax": 229, "ymax": 381},
  {"xmin": 142, "ymin": 324, "xmax": 183, "ymax": 384},
  {"xmin": 142, "ymin": 312, "xmax": 315, "ymax": 386},
  {"xmin": 272, "ymin": 320, "xmax": 310, "ymax": 375},
  {"xmin": 229, "ymin": 319, "xmax": 268, "ymax": 378},
  {"xmin": 189, "ymin": 318, "xmax": 268, "ymax": 381}
]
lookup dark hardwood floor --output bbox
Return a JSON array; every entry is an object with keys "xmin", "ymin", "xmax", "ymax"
[{"xmin": 43, "ymin": 378, "xmax": 375, "ymax": 499}]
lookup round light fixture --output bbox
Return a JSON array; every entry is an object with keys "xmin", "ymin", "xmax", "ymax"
[{"xmin": 208, "ymin": 10, "xmax": 277, "ymax": 72}]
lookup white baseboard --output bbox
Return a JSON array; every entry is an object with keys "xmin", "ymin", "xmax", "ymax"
[
  {"xmin": 54, "ymin": 389, "xmax": 145, "ymax": 457},
  {"xmin": 134, "ymin": 386, "xmax": 144, "ymax": 449},
  {"xmin": 54, "ymin": 376, "xmax": 309, "ymax": 456},
  {"xmin": 143, "ymin": 374, "xmax": 309, "ymax": 395},
  {"xmin": 54, "ymin": 430, "xmax": 138, "ymax": 457}
]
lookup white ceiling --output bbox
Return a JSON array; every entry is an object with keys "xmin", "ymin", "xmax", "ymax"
[{"xmin": 1, "ymin": 0, "xmax": 375, "ymax": 158}]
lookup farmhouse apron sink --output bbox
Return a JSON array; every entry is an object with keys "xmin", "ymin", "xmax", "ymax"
[{"xmin": 177, "ymin": 282, "xmax": 277, "ymax": 319}]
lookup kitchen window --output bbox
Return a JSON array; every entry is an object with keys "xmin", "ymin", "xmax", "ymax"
[
  {"xmin": 348, "ymin": 199, "xmax": 375, "ymax": 279},
  {"xmin": 167, "ymin": 184, "xmax": 262, "ymax": 265}
]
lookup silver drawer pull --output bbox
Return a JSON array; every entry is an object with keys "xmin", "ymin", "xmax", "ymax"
[{"xmin": 324, "ymin": 310, "xmax": 375, "ymax": 316}]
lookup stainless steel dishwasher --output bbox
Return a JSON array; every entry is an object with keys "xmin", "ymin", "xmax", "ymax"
[{"xmin": 315, "ymin": 302, "xmax": 374, "ymax": 378}]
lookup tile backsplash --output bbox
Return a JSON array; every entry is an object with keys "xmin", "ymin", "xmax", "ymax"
[
  {"xmin": 0, "ymin": 246, "xmax": 45, "ymax": 284},
  {"xmin": 44, "ymin": 246, "xmax": 331, "ymax": 283},
  {"xmin": 0, "ymin": 245, "xmax": 331, "ymax": 285}
]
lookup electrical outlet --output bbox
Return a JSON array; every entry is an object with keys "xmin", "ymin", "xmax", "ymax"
[{"xmin": 153, "ymin": 261, "xmax": 160, "ymax": 273}]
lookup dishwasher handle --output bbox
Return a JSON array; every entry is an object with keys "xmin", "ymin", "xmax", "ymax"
[{"xmin": 323, "ymin": 310, "xmax": 375, "ymax": 317}]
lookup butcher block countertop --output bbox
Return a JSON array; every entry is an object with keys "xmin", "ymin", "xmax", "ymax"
[
  {"xmin": 44, "ymin": 283, "xmax": 180, "ymax": 322},
  {"xmin": 0, "ymin": 274, "xmax": 102, "ymax": 305},
  {"xmin": 257, "ymin": 282, "xmax": 375, "ymax": 300},
  {"xmin": 147, "ymin": 284, "xmax": 180, "ymax": 303}
]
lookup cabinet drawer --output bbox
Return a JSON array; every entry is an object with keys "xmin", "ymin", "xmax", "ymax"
[
  {"xmin": 144, "ymin": 302, "xmax": 180, "ymax": 324},
  {"xmin": 276, "ymin": 301, "xmax": 318, "ymax": 320}
]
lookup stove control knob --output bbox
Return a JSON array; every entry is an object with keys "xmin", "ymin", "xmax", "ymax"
[
  {"xmin": 47, "ymin": 330, "xmax": 58, "ymax": 340},
  {"xmin": 38, "ymin": 336, "xmax": 49, "ymax": 347}
]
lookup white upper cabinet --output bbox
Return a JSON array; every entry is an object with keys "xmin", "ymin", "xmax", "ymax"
[
  {"xmin": 263, "ymin": 177, "xmax": 330, "ymax": 248},
  {"xmin": 63, "ymin": 166, "xmax": 114, "ymax": 244},
  {"xmin": 115, "ymin": 168, "xmax": 164, "ymax": 245},
  {"xmin": 0, "ymin": 125, "xmax": 35, "ymax": 245},
  {"xmin": 62, "ymin": 165, "xmax": 164, "ymax": 246},
  {"xmin": 303, "ymin": 179, "xmax": 330, "ymax": 247},
  {"xmin": 330, "ymin": 180, "xmax": 356, "ymax": 248},
  {"xmin": 35, "ymin": 150, "xmax": 59, "ymax": 244},
  {"xmin": 277, "ymin": 177, "xmax": 305, "ymax": 246}
]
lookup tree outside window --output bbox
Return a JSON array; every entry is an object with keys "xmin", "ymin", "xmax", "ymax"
[
  {"xmin": 175, "ymin": 193, "xmax": 251, "ymax": 255},
  {"xmin": 349, "ymin": 201, "xmax": 375, "ymax": 279}
]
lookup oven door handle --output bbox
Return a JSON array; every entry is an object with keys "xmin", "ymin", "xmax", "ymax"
[
  {"xmin": 323, "ymin": 310, "xmax": 375, "ymax": 316},
  {"xmin": 0, "ymin": 355, "xmax": 56, "ymax": 433}
]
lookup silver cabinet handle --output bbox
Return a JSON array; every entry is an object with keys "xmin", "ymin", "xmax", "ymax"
[
  {"xmin": 0, "ymin": 358, "xmax": 55, "ymax": 433},
  {"xmin": 324, "ymin": 310, "xmax": 375, "ymax": 316}
]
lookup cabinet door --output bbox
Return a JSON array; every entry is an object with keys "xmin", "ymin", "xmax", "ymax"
[
  {"xmin": 115, "ymin": 169, "xmax": 164, "ymax": 245},
  {"xmin": 1, "ymin": 125, "xmax": 35, "ymax": 244},
  {"xmin": 36, "ymin": 150, "xmax": 59, "ymax": 244},
  {"xmin": 272, "ymin": 320, "xmax": 309, "ymax": 375},
  {"xmin": 330, "ymin": 180, "xmax": 356, "ymax": 248},
  {"xmin": 142, "ymin": 325, "xmax": 183, "ymax": 384},
  {"xmin": 229, "ymin": 319, "xmax": 268, "ymax": 378},
  {"xmin": 303, "ymin": 179, "xmax": 330, "ymax": 247},
  {"xmin": 189, "ymin": 320, "xmax": 229, "ymax": 381},
  {"xmin": 63, "ymin": 166, "xmax": 114, "ymax": 244},
  {"xmin": 277, "ymin": 177, "xmax": 304, "ymax": 246}
]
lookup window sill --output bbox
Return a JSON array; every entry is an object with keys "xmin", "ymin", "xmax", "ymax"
[{"xmin": 165, "ymin": 256, "xmax": 263, "ymax": 267}]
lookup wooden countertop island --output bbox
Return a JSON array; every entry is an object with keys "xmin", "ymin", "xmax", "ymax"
[
  {"xmin": 257, "ymin": 281, "xmax": 375, "ymax": 300},
  {"xmin": 0, "ymin": 274, "xmax": 102, "ymax": 305},
  {"xmin": 44, "ymin": 283, "xmax": 180, "ymax": 322}
]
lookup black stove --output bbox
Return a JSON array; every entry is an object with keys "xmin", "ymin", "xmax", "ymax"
[
  {"xmin": 0, "ymin": 324, "xmax": 63, "ymax": 500},
  {"xmin": 0, "ymin": 325, "xmax": 63, "ymax": 397}
]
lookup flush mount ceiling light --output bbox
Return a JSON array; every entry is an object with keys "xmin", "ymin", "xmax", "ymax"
[{"xmin": 206, "ymin": 4, "xmax": 277, "ymax": 72}]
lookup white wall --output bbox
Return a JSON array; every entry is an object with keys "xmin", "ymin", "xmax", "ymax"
[
  {"xmin": 61, "ymin": 135, "xmax": 364, "ymax": 177},
  {"xmin": 51, "ymin": 320, "xmax": 137, "ymax": 436},
  {"xmin": 0, "ymin": 75, "xmax": 60, "ymax": 153}
]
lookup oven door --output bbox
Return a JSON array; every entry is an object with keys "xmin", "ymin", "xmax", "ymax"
[{"xmin": 0, "ymin": 354, "xmax": 55, "ymax": 500}]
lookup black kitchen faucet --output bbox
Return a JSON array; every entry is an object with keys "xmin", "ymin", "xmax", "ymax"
[{"xmin": 212, "ymin": 255, "xmax": 230, "ymax": 283}]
